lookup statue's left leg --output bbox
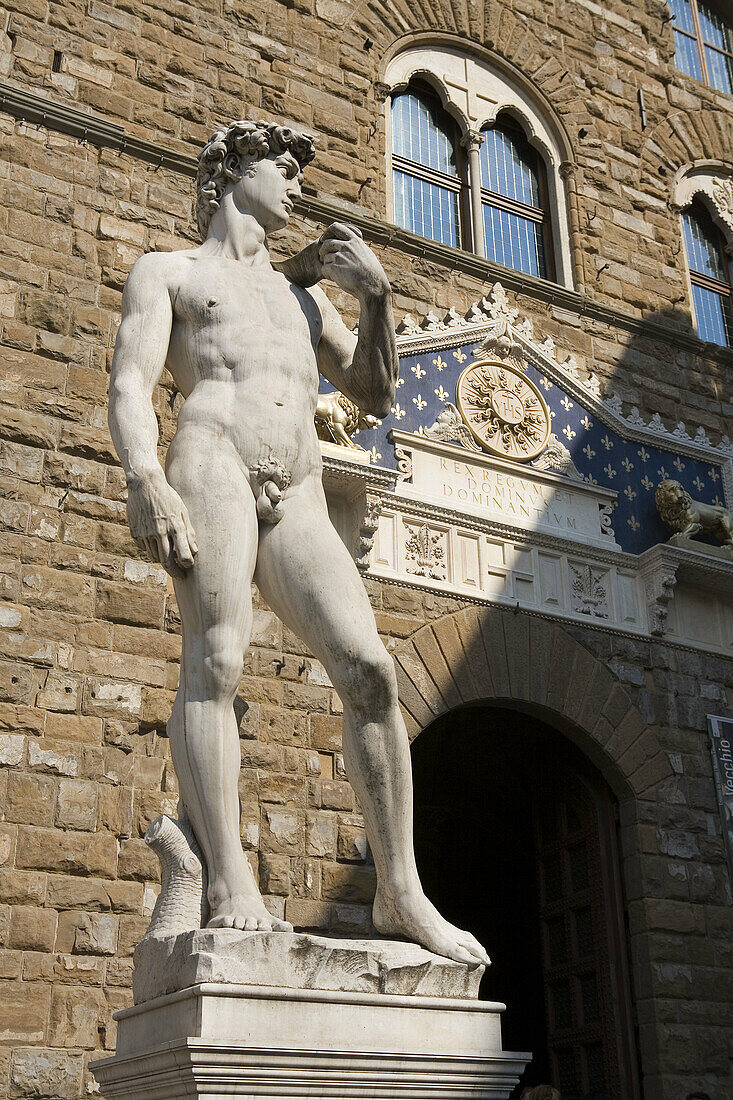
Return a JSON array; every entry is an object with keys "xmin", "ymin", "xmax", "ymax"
[{"xmin": 255, "ymin": 483, "xmax": 489, "ymax": 966}]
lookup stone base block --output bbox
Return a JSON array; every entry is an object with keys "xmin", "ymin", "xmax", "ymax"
[
  {"xmin": 91, "ymin": 982, "xmax": 529, "ymax": 1099},
  {"xmin": 131, "ymin": 928, "xmax": 483, "ymax": 1004},
  {"xmin": 92, "ymin": 931, "xmax": 529, "ymax": 1098}
]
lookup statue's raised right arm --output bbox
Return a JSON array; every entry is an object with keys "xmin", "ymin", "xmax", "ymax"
[{"xmin": 296, "ymin": 222, "xmax": 398, "ymax": 419}]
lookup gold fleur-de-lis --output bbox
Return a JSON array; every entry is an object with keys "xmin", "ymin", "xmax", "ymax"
[
  {"xmin": 624, "ymin": 485, "xmax": 637, "ymax": 501},
  {"xmin": 368, "ymin": 445, "xmax": 382, "ymax": 462},
  {"xmin": 603, "ymin": 463, "xmax": 616, "ymax": 479},
  {"xmin": 433, "ymin": 356, "xmax": 447, "ymax": 372},
  {"xmin": 396, "ymin": 377, "xmax": 404, "ymax": 388},
  {"xmin": 539, "ymin": 376, "xmax": 552, "ymax": 390},
  {"xmin": 413, "ymin": 394, "xmax": 427, "ymax": 410},
  {"xmin": 434, "ymin": 386, "xmax": 449, "ymax": 402},
  {"xmin": 580, "ymin": 415, "xmax": 593, "ymax": 430},
  {"xmin": 641, "ymin": 475, "xmax": 654, "ymax": 491},
  {"xmin": 708, "ymin": 466, "xmax": 720, "ymax": 482},
  {"xmin": 672, "ymin": 456, "xmax": 685, "ymax": 472},
  {"xmin": 692, "ymin": 476, "xmax": 704, "ymax": 492},
  {"xmin": 638, "ymin": 447, "xmax": 650, "ymax": 462},
  {"xmin": 392, "ymin": 403, "xmax": 405, "ymax": 421},
  {"xmin": 452, "ymin": 348, "xmax": 467, "ymax": 363},
  {"xmin": 561, "ymin": 395, "xmax": 574, "ymax": 411},
  {"xmin": 658, "ymin": 466, "xmax": 669, "ymax": 479},
  {"xmin": 585, "ymin": 474, "xmax": 598, "ymax": 485},
  {"xmin": 621, "ymin": 456, "xmax": 634, "ymax": 472},
  {"xmin": 628, "ymin": 515, "xmax": 640, "ymax": 532},
  {"xmin": 563, "ymin": 425, "xmax": 576, "ymax": 440},
  {"xmin": 412, "ymin": 362, "xmax": 426, "ymax": 379},
  {"xmin": 713, "ymin": 494, "xmax": 723, "ymax": 506},
  {"xmin": 583, "ymin": 443, "xmax": 596, "ymax": 460},
  {"xmin": 601, "ymin": 434, "xmax": 614, "ymax": 450}
]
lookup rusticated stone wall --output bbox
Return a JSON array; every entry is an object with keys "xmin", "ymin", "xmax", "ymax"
[{"xmin": 0, "ymin": 0, "xmax": 732, "ymax": 1097}]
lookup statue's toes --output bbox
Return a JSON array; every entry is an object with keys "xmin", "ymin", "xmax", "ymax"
[
  {"xmin": 272, "ymin": 918, "xmax": 294, "ymax": 932},
  {"xmin": 208, "ymin": 913, "xmax": 234, "ymax": 929}
]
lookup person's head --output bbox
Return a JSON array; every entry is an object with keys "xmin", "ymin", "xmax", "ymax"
[
  {"xmin": 195, "ymin": 119, "xmax": 316, "ymax": 238},
  {"xmin": 525, "ymin": 1087, "xmax": 561, "ymax": 1100}
]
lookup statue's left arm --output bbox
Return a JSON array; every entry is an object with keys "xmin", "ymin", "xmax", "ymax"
[{"xmin": 309, "ymin": 223, "xmax": 397, "ymax": 419}]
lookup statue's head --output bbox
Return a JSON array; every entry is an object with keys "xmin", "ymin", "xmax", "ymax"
[{"xmin": 195, "ymin": 119, "xmax": 316, "ymax": 239}]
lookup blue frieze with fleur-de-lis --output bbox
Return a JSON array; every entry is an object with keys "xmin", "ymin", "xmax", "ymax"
[{"xmin": 333, "ymin": 339, "xmax": 727, "ymax": 555}]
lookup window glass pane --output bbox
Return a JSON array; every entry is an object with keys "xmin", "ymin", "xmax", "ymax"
[
  {"xmin": 669, "ymin": 0, "xmax": 697, "ymax": 34},
  {"xmin": 482, "ymin": 202, "xmax": 547, "ymax": 278},
  {"xmin": 479, "ymin": 125, "xmax": 541, "ymax": 207},
  {"xmin": 393, "ymin": 170, "xmax": 459, "ymax": 247},
  {"xmin": 690, "ymin": 282, "xmax": 731, "ymax": 345},
  {"xmin": 704, "ymin": 45, "xmax": 733, "ymax": 91},
  {"xmin": 682, "ymin": 206, "xmax": 727, "ymax": 279},
  {"xmin": 392, "ymin": 91, "xmax": 457, "ymax": 175},
  {"xmin": 673, "ymin": 28, "xmax": 704, "ymax": 78},
  {"xmin": 699, "ymin": 1, "xmax": 733, "ymax": 49}
]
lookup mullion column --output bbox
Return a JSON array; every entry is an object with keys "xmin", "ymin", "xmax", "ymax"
[{"xmin": 462, "ymin": 129, "xmax": 486, "ymax": 258}]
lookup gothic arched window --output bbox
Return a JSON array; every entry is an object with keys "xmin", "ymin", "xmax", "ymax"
[
  {"xmin": 669, "ymin": 0, "xmax": 733, "ymax": 93},
  {"xmin": 479, "ymin": 117, "xmax": 552, "ymax": 280},
  {"xmin": 391, "ymin": 84, "xmax": 465, "ymax": 249},
  {"xmin": 682, "ymin": 200, "xmax": 733, "ymax": 345}
]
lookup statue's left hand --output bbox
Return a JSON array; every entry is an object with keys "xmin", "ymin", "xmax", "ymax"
[{"xmin": 318, "ymin": 222, "xmax": 390, "ymax": 302}]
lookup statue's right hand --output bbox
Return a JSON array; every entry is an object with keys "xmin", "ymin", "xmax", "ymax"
[{"xmin": 126, "ymin": 472, "xmax": 198, "ymax": 574}]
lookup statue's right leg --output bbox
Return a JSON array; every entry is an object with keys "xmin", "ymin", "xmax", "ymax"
[{"xmin": 166, "ymin": 429, "xmax": 291, "ymax": 932}]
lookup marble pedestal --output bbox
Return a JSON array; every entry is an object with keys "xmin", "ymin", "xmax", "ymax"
[{"xmin": 91, "ymin": 930, "xmax": 530, "ymax": 1099}]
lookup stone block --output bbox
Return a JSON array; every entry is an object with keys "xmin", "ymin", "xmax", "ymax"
[
  {"xmin": 260, "ymin": 808, "xmax": 303, "ymax": 855},
  {"xmin": 321, "ymin": 862, "xmax": 376, "ymax": 904},
  {"xmin": 9, "ymin": 1048, "xmax": 83, "ymax": 1098},
  {"xmin": 7, "ymin": 905, "xmax": 57, "ymax": 952},
  {"xmin": 56, "ymin": 779, "xmax": 98, "ymax": 830},
  {"xmin": 305, "ymin": 811, "xmax": 336, "ymax": 858},
  {"xmin": 45, "ymin": 876, "xmax": 111, "ymax": 911},
  {"xmin": 48, "ymin": 986, "xmax": 108, "ymax": 1049},
  {"xmin": 337, "ymin": 823, "xmax": 368, "ymax": 862},
  {"xmin": 6, "ymin": 773, "xmax": 56, "ymax": 826},
  {"xmin": 0, "ymin": 982, "xmax": 51, "ymax": 1044},
  {"xmin": 259, "ymin": 853, "xmax": 291, "ymax": 896},
  {"xmin": 95, "ymin": 581, "xmax": 166, "ymax": 628}
]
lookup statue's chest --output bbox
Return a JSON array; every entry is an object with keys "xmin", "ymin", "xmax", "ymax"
[{"xmin": 174, "ymin": 268, "xmax": 319, "ymax": 349}]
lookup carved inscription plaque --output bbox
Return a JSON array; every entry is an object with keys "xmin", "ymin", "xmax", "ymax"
[
  {"xmin": 392, "ymin": 431, "xmax": 619, "ymax": 549},
  {"xmin": 456, "ymin": 358, "xmax": 551, "ymax": 461}
]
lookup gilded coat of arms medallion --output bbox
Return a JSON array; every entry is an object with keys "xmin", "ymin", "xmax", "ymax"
[{"xmin": 456, "ymin": 358, "xmax": 551, "ymax": 461}]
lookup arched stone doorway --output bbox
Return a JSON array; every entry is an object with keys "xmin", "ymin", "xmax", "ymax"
[
  {"xmin": 411, "ymin": 703, "xmax": 640, "ymax": 1098},
  {"xmin": 392, "ymin": 606, "xmax": 665, "ymax": 1099}
]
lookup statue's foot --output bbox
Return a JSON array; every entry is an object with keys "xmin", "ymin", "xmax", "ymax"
[
  {"xmin": 373, "ymin": 885, "xmax": 490, "ymax": 968},
  {"xmin": 207, "ymin": 883, "xmax": 293, "ymax": 932}
]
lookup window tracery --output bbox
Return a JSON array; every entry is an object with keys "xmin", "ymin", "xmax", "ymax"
[
  {"xmin": 384, "ymin": 44, "xmax": 574, "ymax": 287},
  {"xmin": 669, "ymin": 0, "xmax": 733, "ymax": 93}
]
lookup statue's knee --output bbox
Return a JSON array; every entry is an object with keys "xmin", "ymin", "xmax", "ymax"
[
  {"xmin": 201, "ymin": 645, "xmax": 243, "ymax": 700},
  {"xmin": 353, "ymin": 650, "xmax": 397, "ymax": 714}
]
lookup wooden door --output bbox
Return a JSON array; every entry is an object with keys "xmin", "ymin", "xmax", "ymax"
[{"xmin": 534, "ymin": 752, "xmax": 640, "ymax": 1099}]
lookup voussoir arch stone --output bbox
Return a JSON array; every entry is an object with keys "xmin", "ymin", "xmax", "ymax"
[{"xmin": 393, "ymin": 605, "xmax": 671, "ymax": 800}]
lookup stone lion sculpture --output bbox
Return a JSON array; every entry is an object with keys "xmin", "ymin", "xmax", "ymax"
[
  {"xmin": 315, "ymin": 390, "xmax": 378, "ymax": 449},
  {"xmin": 656, "ymin": 478, "xmax": 733, "ymax": 547}
]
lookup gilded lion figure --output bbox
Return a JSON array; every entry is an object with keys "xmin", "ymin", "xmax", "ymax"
[{"xmin": 655, "ymin": 478, "xmax": 733, "ymax": 547}]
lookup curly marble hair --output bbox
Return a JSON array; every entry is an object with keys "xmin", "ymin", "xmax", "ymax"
[{"xmin": 195, "ymin": 119, "xmax": 316, "ymax": 239}]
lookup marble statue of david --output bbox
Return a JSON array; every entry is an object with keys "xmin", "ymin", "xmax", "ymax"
[{"xmin": 108, "ymin": 119, "xmax": 488, "ymax": 967}]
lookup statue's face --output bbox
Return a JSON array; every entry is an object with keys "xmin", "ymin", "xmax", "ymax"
[{"xmin": 231, "ymin": 149, "xmax": 303, "ymax": 233}]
